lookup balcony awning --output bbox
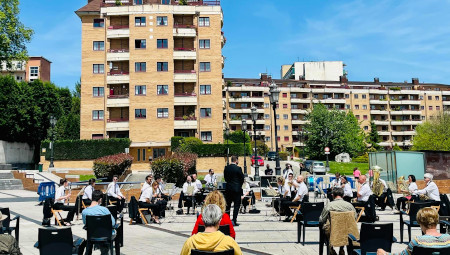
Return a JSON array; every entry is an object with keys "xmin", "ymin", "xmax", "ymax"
[{"xmin": 130, "ymin": 141, "xmax": 171, "ymax": 148}]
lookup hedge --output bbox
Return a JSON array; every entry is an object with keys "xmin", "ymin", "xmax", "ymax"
[
  {"xmin": 188, "ymin": 143, "xmax": 252, "ymax": 157},
  {"xmin": 171, "ymin": 137, "xmax": 184, "ymax": 151},
  {"xmin": 41, "ymin": 138, "xmax": 131, "ymax": 160}
]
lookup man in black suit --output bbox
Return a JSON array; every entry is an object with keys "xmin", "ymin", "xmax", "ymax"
[{"xmin": 224, "ymin": 155, "xmax": 245, "ymax": 226}]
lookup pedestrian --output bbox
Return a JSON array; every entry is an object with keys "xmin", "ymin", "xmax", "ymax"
[{"xmin": 353, "ymin": 167, "xmax": 361, "ymax": 180}]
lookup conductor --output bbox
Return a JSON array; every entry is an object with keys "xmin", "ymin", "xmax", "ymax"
[{"xmin": 224, "ymin": 155, "xmax": 245, "ymax": 226}]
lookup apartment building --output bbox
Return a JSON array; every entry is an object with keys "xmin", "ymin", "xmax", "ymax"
[
  {"xmin": 0, "ymin": 56, "xmax": 51, "ymax": 82},
  {"xmin": 76, "ymin": 0, "xmax": 224, "ymax": 162},
  {"xmin": 223, "ymin": 74, "xmax": 450, "ymax": 154}
]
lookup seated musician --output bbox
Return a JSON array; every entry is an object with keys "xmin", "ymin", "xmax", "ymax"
[
  {"xmin": 281, "ymin": 175, "xmax": 308, "ymax": 222},
  {"xmin": 82, "ymin": 178, "xmax": 96, "ymax": 206},
  {"xmin": 138, "ymin": 181, "xmax": 161, "ymax": 224},
  {"xmin": 152, "ymin": 181, "xmax": 167, "ymax": 218},
  {"xmin": 327, "ymin": 173, "xmax": 341, "ymax": 201},
  {"xmin": 375, "ymin": 177, "xmax": 389, "ymax": 211},
  {"xmin": 286, "ymin": 173, "xmax": 297, "ymax": 198},
  {"xmin": 192, "ymin": 173, "xmax": 204, "ymax": 206},
  {"xmin": 106, "ymin": 175, "xmax": 126, "ymax": 213},
  {"xmin": 354, "ymin": 175, "xmax": 372, "ymax": 207},
  {"xmin": 141, "ymin": 174, "xmax": 152, "ymax": 193},
  {"xmin": 273, "ymin": 176, "xmax": 290, "ymax": 215},
  {"xmin": 395, "ymin": 175, "xmax": 417, "ymax": 213},
  {"xmin": 177, "ymin": 176, "xmax": 198, "ymax": 215},
  {"xmin": 204, "ymin": 169, "xmax": 217, "ymax": 188},
  {"xmin": 241, "ymin": 178, "xmax": 256, "ymax": 213},
  {"xmin": 54, "ymin": 178, "xmax": 78, "ymax": 226},
  {"xmin": 413, "ymin": 173, "xmax": 441, "ymax": 206},
  {"xmin": 155, "ymin": 175, "xmax": 170, "ymax": 201},
  {"xmin": 341, "ymin": 176, "xmax": 353, "ymax": 203}
]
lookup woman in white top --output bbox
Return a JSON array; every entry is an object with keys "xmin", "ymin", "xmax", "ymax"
[
  {"xmin": 274, "ymin": 176, "xmax": 290, "ymax": 214},
  {"xmin": 396, "ymin": 175, "xmax": 418, "ymax": 211},
  {"xmin": 82, "ymin": 178, "xmax": 96, "ymax": 206},
  {"xmin": 54, "ymin": 178, "xmax": 78, "ymax": 225},
  {"xmin": 341, "ymin": 176, "xmax": 353, "ymax": 202}
]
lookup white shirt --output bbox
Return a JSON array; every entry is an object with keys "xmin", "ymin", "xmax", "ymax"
[
  {"xmin": 380, "ymin": 179, "xmax": 388, "ymax": 192},
  {"xmin": 283, "ymin": 169, "xmax": 294, "ymax": 180},
  {"xmin": 55, "ymin": 186, "xmax": 67, "ymax": 204},
  {"xmin": 182, "ymin": 182, "xmax": 198, "ymax": 195},
  {"xmin": 343, "ymin": 182, "xmax": 353, "ymax": 197},
  {"xmin": 141, "ymin": 182, "xmax": 151, "ymax": 192},
  {"xmin": 139, "ymin": 187, "xmax": 153, "ymax": 203},
  {"xmin": 331, "ymin": 178, "xmax": 341, "ymax": 188},
  {"xmin": 295, "ymin": 182, "xmax": 308, "ymax": 201},
  {"xmin": 414, "ymin": 181, "xmax": 440, "ymax": 201},
  {"xmin": 286, "ymin": 179, "xmax": 296, "ymax": 193},
  {"xmin": 357, "ymin": 183, "xmax": 372, "ymax": 202},
  {"xmin": 158, "ymin": 181, "xmax": 165, "ymax": 191},
  {"xmin": 82, "ymin": 185, "xmax": 94, "ymax": 200},
  {"xmin": 204, "ymin": 174, "xmax": 216, "ymax": 185},
  {"xmin": 408, "ymin": 182, "xmax": 418, "ymax": 193},
  {"xmin": 242, "ymin": 182, "xmax": 251, "ymax": 196},
  {"xmin": 107, "ymin": 182, "xmax": 123, "ymax": 198},
  {"xmin": 193, "ymin": 179, "xmax": 202, "ymax": 191}
]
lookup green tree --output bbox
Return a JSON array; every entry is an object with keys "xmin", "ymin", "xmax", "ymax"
[
  {"xmin": 252, "ymin": 140, "xmax": 269, "ymax": 157},
  {"xmin": 304, "ymin": 104, "xmax": 365, "ymax": 159},
  {"xmin": 392, "ymin": 143, "xmax": 402, "ymax": 151},
  {"xmin": 412, "ymin": 113, "xmax": 450, "ymax": 151},
  {"xmin": 228, "ymin": 130, "xmax": 251, "ymax": 144},
  {"xmin": 0, "ymin": 0, "xmax": 34, "ymax": 69},
  {"xmin": 366, "ymin": 121, "xmax": 381, "ymax": 150}
]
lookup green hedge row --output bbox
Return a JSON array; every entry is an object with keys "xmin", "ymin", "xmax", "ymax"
[
  {"xmin": 41, "ymin": 138, "xmax": 131, "ymax": 160},
  {"xmin": 188, "ymin": 143, "xmax": 252, "ymax": 157}
]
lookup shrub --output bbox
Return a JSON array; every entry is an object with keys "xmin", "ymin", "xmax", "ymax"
[
  {"xmin": 151, "ymin": 152, "xmax": 197, "ymax": 187},
  {"xmin": 41, "ymin": 138, "xmax": 131, "ymax": 160},
  {"xmin": 189, "ymin": 143, "xmax": 251, "ymax": 157},
  {"xmin": 171, "ymin": 136, "xmax": 184, "ymax": 151},
  {"xmin": 178, "ymin": 137, "xmax": 203, "ymax": 152},
  {"xmin": 352, "ymin": 153, "xmax": 369, "ymax": 163},
  {"xmin": 172, "ymin": 152, "xmax": 197, "ymax": 176},
  {"xmin": 93, "ymin": 153, "xmax": 133, "ymax": 181},
  {"xmin": 228, "ymin": 130, "xmax": 251, "ymax": 144},
  {"xmin": 279, "ymin": 151, "xmax": 289, "ymax": 160}
]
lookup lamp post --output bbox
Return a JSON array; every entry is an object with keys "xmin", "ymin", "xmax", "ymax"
[
  {"xmin": 321, "ymin": 128, "xmax": 332, "ymax": 172},
  {"xmin": 225, "ymin": 123, "xmax": 230, "ymax": 166},
  {"xmin": 297, "ymin": 130, "xmax": 304, "ymax": 159},
  {"xmin": 269, "ymin": 82, "xmax": 281, "ymax": 175},
  {"xmin": 251, "ymin": 106, "xmax": 260, "ymax": 181},
  {"xmin": 241, "ymin": 119, "xmax": 248, "ymax": 177},
  {"xmin": 49, "ymin": 116, "xmax": 57, "ymax": 169}
]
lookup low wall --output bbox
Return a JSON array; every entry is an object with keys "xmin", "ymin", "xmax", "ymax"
[
  {"xmin": 40, "ymin": 156, "xmax": 94, "ymax": 171},
  {"xmin": 0, "ymin": 140, "xmax": 34, "ymax": 164},
  {"xmin": 12, "ymin": 171, "xmax": 40, "ymax": 192},
  {"xmin": 196, "ymin": 156, "xmax": 251, "ymax": 175}
]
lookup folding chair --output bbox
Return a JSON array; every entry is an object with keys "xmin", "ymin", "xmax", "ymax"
[
  {"xmin": 198, "ymin": 224, "xmax": 231, "ymax": 236},
  {"xmin": 51, "ymin": 208, "xmax": 64, "ymax": 227},
  {"xmin": 412, "ymin": 246, "xmax": 450, "ymax": 255},
  {"xmin": 85, "ymin": 214, "xmax": 121, "ymax": 255}
]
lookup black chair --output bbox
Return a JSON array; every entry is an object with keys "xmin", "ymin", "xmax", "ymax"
[
  {"xmin": 412, "ymin": 246, "xmax": 450, "ymax": 255},
  {"xmin": 400, "ymin": 202, "xmax": 432, "ymax": 243},
  {"xmin": 85, "ymin": 214, "xmax": 122, "ymax": 255},
  {"xmin": 440, "ymin": 216, "xmax": 450, "ymax": 234},
  {"xmin": 197, "ymin": 225, "xmax": 231, "ymax": 236},
  {"xmin": 191, "ymin": 249, "xmax": 234, "ymax": 255},
  {"xmin": 348, "ymin": 223, "xmax": 395, "ymax": 255},
  {"xmin": 0, "ymin": 207, "xmax": 20, "ymax": 243},
  {"xmin": 35, "ymin": 227, "xmax": 85, "ymax": 255},
  {"xmin": 297, "ymin": 202, "xmax": 324, "ymax": 245}
]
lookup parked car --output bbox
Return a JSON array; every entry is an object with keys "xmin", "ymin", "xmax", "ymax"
[
  {"xmin": 251, "ymin": 156, "xmax": 264, "ymax": 166},
  {"xmin": 304, "ymin": 160, "xmax": 315, "ymax": 173},
  {"xmin": 267, "ymin": 151, "xmax": 277, "ymax": 161},
  {"xmin": 312, "ymin": 161, "xmax": 326, "ymax": 174}
]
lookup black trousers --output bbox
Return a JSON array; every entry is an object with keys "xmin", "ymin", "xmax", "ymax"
[
  {"xmin": 225, "ymin": 189, "xmax": 241, "ymax": 222},
  {"xmin": 242, "ymin": 191, "xmax": 256, "ymax": 208},
  {"xmin": 274, "ymin": 197, "xmax": 290, "ymax": 215},
  {"xmin": 178, "ymin": 192, "xmax": 195, "ymax": 210},
  {"xmin": 154, "ymin": 199, "xmax": 167, "ymax": 217},
  {"xmin": 138, "ymin": 201, "xmax": 160, "ymax": 217},
  {"xmin": 108, "ymin": 196, "xmax": 125, "ymax": 213},
  {"xmin": 82, "ymin": 199, "xmax": 92, "ymax": 207},
  {"xmin": 396, "ymin": 196, "xmax": 412, "ymax": 210},
  {"xmin": 376, "ymin": 193, "xmax": 388, "ymax": 209},
  {"xmin": 343, "ymin": 196, "xmax": 352, "ymax": 203},
  {"xmin": 281, "ymin": 201, "xmax": 301, "ymax": 217},
  {"xmin": 54, "ymin": 202, "xmax": 78, "ymax": 222}
]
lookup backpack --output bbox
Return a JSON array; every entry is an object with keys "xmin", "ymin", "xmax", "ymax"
[
  {"xmin": 42, "ymin": 198, "xmax": 54, "ymax": 226},
  {"xmin": 440, "ymin": 194, "xmax": 450, "ymax": 216},
  {"xmin": 128, "ymin": 196, "xmax": 142, "ymax": 224}
]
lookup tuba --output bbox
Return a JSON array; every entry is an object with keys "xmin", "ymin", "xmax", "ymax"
[
  {"xmin": 397, "ymin": 176, "xmax": 408, "ymax": 194},
  {"xmin": 371, "ymin": 170, "xmax": 384, "ymax": 197}
]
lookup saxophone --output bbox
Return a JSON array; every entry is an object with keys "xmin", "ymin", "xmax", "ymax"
[{"xmin": 371, "ymin": 170, "xmax": 384, "ymax": 197}]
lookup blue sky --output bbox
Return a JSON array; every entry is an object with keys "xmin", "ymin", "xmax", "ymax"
[{"xmin": 19, "ymin": 0, "xmax": 450, "ymax": 90}]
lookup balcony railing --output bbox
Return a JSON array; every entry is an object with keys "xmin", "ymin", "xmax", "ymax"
[
  {"xmin": 108, "ymin": 49, "xmax": 129, "ymax": 53},
  {"xmin": 177, "ymin": 0, "xmax": 220, "ymax": 6},
  {"xmin": 107, "ymin": 118, "xmax": 129, "ymax": 122},
  {"xmin": 174, "ymin": 70, "xmax": 196, "ymax": 73},
  {"xmin": 174, "ymin": 116, "xmax": 197, "ymax": 120},
  {"xmin": 175, "ymin": 92, "xmax": 196, "ymax": 97},
  {"xmin": 108, "ymin": 25, "xmax": 129, "ymax": 30},
  {"xmin": 108, "ymin": 70, "xmax": 129, "ymax": 75},
  {"xmin": 108, "ymin": 94, "xmax": 129, "ymax": 98},
  {"xmin": 173, "ymin": 24, "xmax": 196, "ymax": 29},
  {"xmin": 174, "ymin": 47, "xmax": 196, "ymax": 51}
]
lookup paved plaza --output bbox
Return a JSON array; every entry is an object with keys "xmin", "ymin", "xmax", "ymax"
[{"xmin": 1, "ymin": 189, "xmax": 431, "ymax": 255}]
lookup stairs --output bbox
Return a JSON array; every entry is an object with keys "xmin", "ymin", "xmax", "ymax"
[{"xmin": 0, "ymin": 171, "xmax": 24, "ymax": 190}]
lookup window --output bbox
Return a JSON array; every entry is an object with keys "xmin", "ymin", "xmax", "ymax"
[
  {"xmin": 284, "ymin": 136, "xmax": 289, "ymax": 142},
  {"xmin": 283, "ymin": 104, "xmax": 288, "ymax": 109},
  {"xmin": 135, "ymin": 39, "xmax": 146, "ymax": 49},
  {"xmin": 157, "ymin": 62, "xmax": 168, "ymax": 72},
  {"xmin": 200, "ymin": 62, "xmax": 211, "ymax": 72},
  {"xmin": 356, "ymin": 115, "xmax": 360, "ymax": 120},
  {"xmin": 199, "ymin": 39, "xmax": 210, "ymax": 49},
  {"xmin": 283, "ymin": 114, "xmax": 288, "ymax": 119},
  {"xmin": 313, "ymin": 94, "xmax": 318, "ymax": 99},
  {"xmin": 200, "ymin": 108, "xmax": 212, "ymax": 118},
  {"xmin": 346, "ymin": 104, "xmax": 350, "ymax": 109},
  {"xmin": 284, "ymin": 125, "xmax": 289, "ymax": 131},
  {"xmin": 93, "ymin": 87, "xmax": 104, "ymax": 97},
  {"xmin": 420, "ymin": 106, "xmax": 425, "ymax": 110},
  {"xmin": 265, "ymin": 125, "xmax": 270, "ymax": 130},
  {"xmin": 264, "ymin": 103, "xmax": 269, "ymax": 108},
  {"xmin": 354, "ymin": 105, "xmax": 359, "ymax": 110},
  {"xmin": 354, "ymin": 94, "xmax": 359, "ymax": 99},
  {"xmin": 93, "ymin": 19, "xmax": 104, "ymax": 28},
  {"xmin": 199, "ymin": 85, "xmax": 211, "ymax": 95},
  {"xmin": 161, "ymin": 0, "xmax": 170, "ymax": 4},
  {"xmin": 135, "ymin": 17, "xmax": 146, "ymax": 27},
  {"xmin": 135, "ymin": 85, "xmax": 146, "ymax": 95},
  {"xmin": 93, "ymin": 64, "xmax": 104, "ymax": 74},
  {"xmin": 283, "ymin": 93, "xmax": 287, "ymax": 98},
  {"xmin": 264, "ymin": 114, "xmax": 269, "ymax": 119},
  {"xmin": 92, "ymin": 134, "xmax": 104, "ymax": 140},
  {"xmin": 157, "ymin": 108, "xmax": 168, "ymax": 118},
  {"xmin": 362, "ymin": 94, "xmax": 367, "ymax": 99},
  {"xmin": 137, "ymin": 149, "xmax": 141, "ymax": 161},
  {"xmin": 92, "ymin": 110, "xmax": 104, "ymax": 120},
  {"xmin": 421, "ymin": 116, "xmax": 425, "ymax": 120},
  {"xmin": 135, "ymin": 109, "xmax": 146, "ymax": 119},
  {"xmin": 429, "ymin": 106, "xmax": 433, "ymax": 110},
  {"xmin": 134, "ymin": 0, "xmax": 143, "ymax": 4},
  {"xmin": 265, "ymin": 137, "xmax": 270, "ymax": 142},
  {"xmin": 199, "ymin": 17, "xmax": 210, "ymax": 27},
  {"xmin": 93, "ymin": 41, "xmax": 104, "ymax": 51},
  {"xmin": 135, "ymin": 62, "xmax": 146, "ymax": 72},
  {"xmin": 276, "ymin": 114, "xmax": 279, "ymax": 119},
  {"xmin": 435, "ymin": 96, "xmax": 440, "ymax": 100},
  {"xmin": 436, "ymin": 106, "xmax": 441, "ymax": 111},
  {"xmin": 157, "ymin": 16, "xmax": 168, "ymax": 26},
  {"xmin": 276, "ymin": 125, "xmax": 280, "ymax": 131},
  {"xmin": 323, "ymin": 94, "xmax": 329, "ymax": 99},
  {"xmin": 241, "ymin": 103, "xmax": 248, "ymax": 109},
  {"xmin": 363, "ymin": 105, "xmax": 367, "ymax": 110},
  {"xmin": 229, "ymin": 103, "xmax": 235, "ymax": 108},
  {"xmin": 428, "ymin": 96, "xmax": 432, "ymax": 100},
  {"xmin": 157, "ymin": 85, "xmax": 168, "ymax": 95},
  {"xmin": 363, "ymin": 115, "xmax": 368, "ymax": 120},
  {"xmin": 30, "ymin": 66, "xmax": 39, "ymax": 76},
  {"xmin": 364, "ymin": 126, "xmax": 369, "ymax": 131},
  {"xmin": 420, "ymin": 96, "xmax": 424, "ymax": 100},
  {"xmin": 345, "ymin": 94, "xmax": 349, "ymax": 99},
  {"xmin": 201, "ymin": 131, "xmax": 212, "ymax": 141},
  {"xmin": 157, "ymin": 39, "xmax": 168, "ymax": 49},
  {"xmin": 291, "ymin": 94, "xmax": 297, "ymax": 98},
  {"xmin": 142, "ymin": 149, "xmax": 146, "ymax": 162},
  {"xmin": 277, "ymin": 137, "xmax": 280, "ymax": 141}
]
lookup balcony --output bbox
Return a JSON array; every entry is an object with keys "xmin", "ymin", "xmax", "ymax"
[
  {"xmin": 443, "ymin": 101, "xmax": 450, "ymax": 106},
  {"xmin": 221, "ymin": 32, "xmax": 226, "ymax": 46},
  {"xmin": 369, "ymin": 89, "xmax": 388, "ymax": 95},
  {"xmin": 378, "ymin": 142, "xmax": 392, "ymax": 147},
  {"xmin": 292, "ymin": 120, "xmax": 309, "ymax": 125},
  {"xmin": 378, "ymin": 131, "xmax": 390, "ymax": 136},
  {"xmin": 389, "ymin": 100, "xmax": 421, "ymax": 105},
  {"xmin": 391, "ymin": 120, "xmax": 422, "ymax": 125},
  {"xmin": 248, "ymin": 130, "xmax": 266, "ymax": 136},
  {"xmin": 320, "ymin": 98, "xmax": 346, "ymax": 104},
  {"xmin": 174, "ymin": 117, "xmax": 197, "ymax": 129},
  {"xmin": 292, "ymin": 142, "xmax": 306, "ymax": 147},
  {"xmin": 373, "ymin": 120, "xmax": 390, "ymax": 125},
  {"xmin": 106, "ymin": 118, "xmax": 129, "ymax": 131},
  {"xmin": 107, "ymin": 71, "xmax": 129, "ymax": 84},
  {"xmin": 107, "ymin": 49, "xmax": 129, "ymax": 61},
  {"xmin": 174, "ymin": 70, "xmax": 197, "ymax": 83},
  {"xmin": 392, "ymin": 131, "xmax": 416, "ymax": 136},
  {"xmin": 369, "ymin": 100, "xmax": 388, "ymax": 105},
  {"xmin": 228, "ymin": 108, "xmax": 264, "ymax": 114},
  {"xmin": 106, "ymin": 96, "xmax": 129, "ymax": 107},
  {"xmin": 173, "ymin": 48, "xmax": 196, "ymax": 60},
  {"xmin": 173, "ymin": 27, "xmax": 196, "ymax": 37},
  {"xmin": 228, "ymin": 96, "xmax": 264, "ymax": 103},
  {"xmin": 174, "ymin": 93, "xmax": 197, "ymax": 105},
  {"xmin": 107, "ymin": 26, "xmax": 129, "ymax": 39},
  {"xmin": 291, "ymin": 98, "xmax": 311, "ymax": 104},
  {"xmin": 370, "ymin": 110, "xmax": 389, "ymax": 115},
  {"xmin": 291, "ymin": 109, "xmax": 308, "ymax": 114},
  {"xmin": 390, "ymin": 110, "xmax": 422, "ymax": 115}
]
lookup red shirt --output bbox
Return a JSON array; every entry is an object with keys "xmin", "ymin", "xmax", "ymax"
[{"xmin": 191, "ymin": 212, "xmax": 236, "ymax": 239}]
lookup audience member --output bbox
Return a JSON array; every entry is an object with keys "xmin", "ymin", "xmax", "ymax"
[
  {"xmin": 377, "ymin": 207, "xmax": 450, "ymax": 255},
  {"xmin": 82, "ymin": 178, "xmax": 96, "ymax": 206},
  {"xmin": 396, "ymin": 175, "xmax": 418, "ymax": 212},
  {"xmin": 353, "ymin": 167, "xmax": 361, "ymax": 180},
  {"xmin": 107, "ymin": 175, "xmax": 125, "ymax": 213},
  {"xmin": 54, "ymin": 178, "xmax": 78, "ymax": 225},
  {"xmin": 413, "ymin": 173, "xmax": 440, "ymax": 205},
  {"xmin": 224, "ymin": 155, "xmax": 245, "ymax": 226},
  {"xmin": 264, "ymin": 164, "xmax": 273, "ymax": 175},
  {"xmin": 191, "ymin": 190, "xmax": 235, "ymax": 239},
  {"xmin": 181, "ymin": 204, "xmax": 242, "ymax": 255}
]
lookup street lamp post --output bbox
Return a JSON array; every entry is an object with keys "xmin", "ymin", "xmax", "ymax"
[
  {"xmin": 224, "ymin": 122, "xmax": 230, "ymax": 166},
  {"xmin": 269, "ymin": 82, "xmax": 281, "ymax": 175},
  {"xmin": 49, "ymin": 116, "xmax": 57, "ymax": 169},
  {"xmin": 297, "ymin": 130, "xmax": 304, "ymax": 159},
  {"xmin": 251, "ymin": 106, "xmax": 260, "ymax": 181},
  {"xmin": 241, "ymin": 119, "xmax": 248, "ymax": 177},
  {"xmin": 321, "ymin": 128, "xmax": 331, "ymax": 172}
]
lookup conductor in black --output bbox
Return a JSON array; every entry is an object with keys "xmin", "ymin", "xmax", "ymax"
[{"xmin": 224, "ymin": 155, "xmax": 245, "ymax": 226}]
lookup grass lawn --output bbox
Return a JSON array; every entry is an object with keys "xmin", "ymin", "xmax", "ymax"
[
  {"xmin": 79, "ymin": 174, "xmax": 96, "ymax": 182},
  {"xmin": 326, "ymin": 161, "xmax": 369, "ymax": 176}
]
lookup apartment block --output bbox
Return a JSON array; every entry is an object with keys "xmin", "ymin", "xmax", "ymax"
[
  {"xmin": 224, "ymin": 74, "xmax": 450, "ymax": 154},
  {"xmin": 0, "ymin": 56, "xmax": 51, "ymax": 82},
  {"xmin": 76, "ymin": 0, "xmax": 224, "ymax": 162}
]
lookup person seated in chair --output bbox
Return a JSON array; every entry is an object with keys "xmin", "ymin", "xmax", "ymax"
[
  {"xmin": 139, "ymin": 181, "xmax": 161, "ymax": 224},
  {"xmin": 413, "ymin": 173, "xmax": 441, "ymax": 206},
  {"xmin": 204, "ymin": 169, "xmax": 217, "ymax": 188},
  {"xmin": 107, "ymin": 175, "xmax": 125, "ymax": 213},
  {"xmin": 241, "ymin": 178, "xmax": 256, "ymax": 213},
  {"xmin": 341, "ymin": 176, "xmax": 353, "ymax": 203},
  {"xmin": 354, "ymin": 175, "xmax": 372, "ymax": 207},
  {"xmin": 181, "ymin": 204, "xmax": 242, "ymax": 255},
  {"xmin": 375, "ymin": 177, "xmax": 389, "ymax": 211},
  {"xmin": 177, "ymin": 176, "xmax": 198, "ymax": 215},
  {"xmin": 82, "ymin": 178, "xmax": 96, "ymax": 206},
  {"xmin": 155, "ymin": 175, "xmax": 170, "ymax": 201},
  {"xmin": 327, "ymin": 173, "xmax": 341, "ymax": 202},
  {"xmin": 0, "ymin": 212, "xmax": 21, "ymax": 255},
  {"xmin": 192, "ymin": 173, "xmax": 204, "ymax": 207},
  {"xmin": 273, "ymin": 176, "xmax": 291, "ymax": 215},
  {"xmin": 141, "ymin": 174, "xmax": 152, "ymax": 193},
  {"xmin": 281, "ymin": 175, "xmax": 308, "ymax": 222},
  {"xmin": 54, "ymin": 178, "xmax": 78, "ymax": 226},
  {"xmin": 377, "ymin": 207, "xmax": 450, "ymax": 255},
  {"xmin": 152, "ymin": 181, "xmax": 167, "ymax": 218},
  {"xmin": 395, "ymin": 175, "xmax": 417, "ymax": 213}
]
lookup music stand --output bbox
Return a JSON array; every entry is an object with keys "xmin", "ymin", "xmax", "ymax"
[
  {"xmin": 263, "ymin": 188, "xmax": 280, "ymax": 221},
  {"xmin": 165, "ymin": 184, "xmax": 178, "ymax": 223}
]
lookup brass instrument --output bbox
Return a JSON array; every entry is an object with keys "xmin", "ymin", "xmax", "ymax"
[
  {"xmin": 371, "ymin": 170, "xmax": 385, "ymax": 197},
  {"xmin": 397, "ymin": 176, "xmax": 409, "ymax": 195},
  {"xmin": 419, "ymin": 193, "xmax": 430, "ymax": 201}
]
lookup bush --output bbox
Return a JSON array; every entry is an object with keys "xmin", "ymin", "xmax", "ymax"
[
  {"xmin": 171, "ymin": 136, "xmax": 184, "ymax": 151},
  {"xmin": 151, "ymin": 152, "xmax": 197, "ymax": 187},
  {"xmin": 172, "ymin": 152, "xmax": 197, "ymax": 176},
  {"xmin": 178, "ymin": 137, "xmax": 203, "ymax": 152},
  {"xmin": 279, "ymin": 151, "xmax": 289, "ymax": 160},
  {"xmin": 352, "ymin": 153, "xmax": 369, "ymax": 163},
  {"xmin": 93, "ymin": 153, "xmax": 133, "ymax": 181},
  {"xmin": 189, "ymin": 143, "xmax": 251, "ymax": 157},
  {"xmin": 41, "ymin": 138, "xmax": 131, "ymax": 160},
  {"xmin": 228, "ymin": 130, "xmax": 251, "ymax": 144}
]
